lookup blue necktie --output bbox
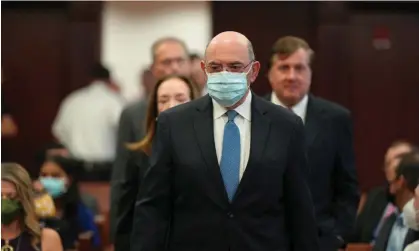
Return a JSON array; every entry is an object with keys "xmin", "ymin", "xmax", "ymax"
[{"xmin": 220, "ymin": 110, "xmax": 241, "ymax": 202}]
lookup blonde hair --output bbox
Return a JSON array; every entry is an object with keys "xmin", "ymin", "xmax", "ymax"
[{"xmin": 1, "ymin": 163, "xmax": 41, "ymax": 250}]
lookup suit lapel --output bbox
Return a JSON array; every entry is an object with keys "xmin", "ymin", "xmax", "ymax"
[
  {"xmin": 304, "ymin": 95, "xmax": 324, "ymax": 148},
  {"xmin": 234, "ymin": 95, "xmax": 271, "ymax": 201},
  {"xmin": 374, "ymin": 213, "xmax": 397, "ymax": 251},
  {"xmin": 193, "ymin": 96, "xmax": 229, "ymax": 208},
  {"xmin": 403, "ymin": 229, "xmax": 419, "ymax": 249}
]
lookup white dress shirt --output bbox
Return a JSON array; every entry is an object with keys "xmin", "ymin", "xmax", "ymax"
[
  {"xmin": 213, "ymin": 93, "xmax": 252, "ymax": 180},
  {"xmin": 52, "ymin": 81, "xmax": 125, "ymax": 162},
  {"xmin": 271, "ymin": 92, "xmax": 308, "ymax": 123},
  {"xmin": 405, "ymin": 241, "xmax": 419, "ymax": 251}
]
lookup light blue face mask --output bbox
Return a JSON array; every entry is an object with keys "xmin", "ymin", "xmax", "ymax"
[
  {"xmin": 39, "ymin": 177, "xmax": 67, "ymax": 198},
  {"xmin": 206, "ymin": 64, "xmax": 252, "ymax": 107}
]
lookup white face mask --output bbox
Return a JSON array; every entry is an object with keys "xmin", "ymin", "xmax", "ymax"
[{"xmin": 403, "ymin": 198, "xmax": 419, "ymax": 231}]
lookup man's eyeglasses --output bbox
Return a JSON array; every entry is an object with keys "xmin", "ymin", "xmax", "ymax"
[{"xmin": 205, "ymin": 61, "xmax": 253, "ymax": 73}]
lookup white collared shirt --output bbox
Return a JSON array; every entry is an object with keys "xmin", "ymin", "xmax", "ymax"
[
  {"xmin": 271, "ymin": 92, "xmax": 308, "ymax": 123},
  {"xmin": 52, "ymin": 81, "xmax": 125, "ymax": 162},
  {"xmin": 212, "ymin": 93, "xmax": 252, "ymax": 180}
]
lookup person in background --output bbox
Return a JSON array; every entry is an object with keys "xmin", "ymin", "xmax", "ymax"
[
  {"xmin": 52, "ymin": 63, "xmax": 125, "ymax": 181},
  {"xmin": 189, "ymin": 53, "xmax": 207, "ymax": 96},
  {"xmin": 1, "ymin": 95, "xmax": 18, "ymax": 138},
  {"xmin": 353, "ymin": 141, "xmax": 416, "ymax": 244},
  {"xmin": 141, "ymin": 68, "xmax": 157, "ymax": 100},
  {"xmin": 1, "ymin": 69, "xmax": 18, "ymax": 138},
  {"xmin": 36, "ymin": 156, "xmax": 100, "ymax": 250},
  {"xmin": 1, "ymin": 163, "xmax": 63, "ymax": 251},
  {"xmin": 265, "ymin": 36, "xmax": 359, "ymax": 250},
  {"xmin": 403, "ymin": 184, "xmax": 419, "ymax": 251},
  {"xmin": 34, "ymin": 143, "xmax": 99, "ymax": 215},
  {"xmin": 112, "ymin": 75, "xmax": 199, "ymax": 251},
  {"xmin": 110, "ymin": 37, "xmax": 191, "ymax": 241},
  {"xmin": 373, "ymin": 150, "xmax": 419, "ymax": 251},
  {"xmin": 131, "ymin": 31, "xmax": 319, "ymax": 251}
]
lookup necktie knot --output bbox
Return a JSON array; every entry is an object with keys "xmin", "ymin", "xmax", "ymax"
[
  {"xmin": 396, "ymin": 214, "xmax": 405, "ymax": 227},
  {"xmin": 226, "ymin": 110, "xmax": 238, "ymax": 122}
]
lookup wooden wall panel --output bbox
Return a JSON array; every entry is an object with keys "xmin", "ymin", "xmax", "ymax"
[{"xmin": 1, "ymin": 2, "xmax": 102, "ymax": 175}]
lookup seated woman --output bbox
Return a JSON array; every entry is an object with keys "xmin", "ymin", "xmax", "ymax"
[
  {"xmin": 1, "ymin": 163, "xmax": 63, "ymax": 251},
  {"xmin": 112, "ymin": 75, "xmax": 199, "ymax": 251},
  {"xmin": 35, "ymin": 156, "xmax": 101, "ymax": 250},
  {"xmin": 35, "ymin": 143, "xmax": 99, "ymax": 215}
]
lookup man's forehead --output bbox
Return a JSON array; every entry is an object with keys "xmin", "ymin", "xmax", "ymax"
[
  {"xmin": 206, "ymin": 48, "xmax": 249, "ymax": 64},
  {"xmin": 272, "ymin": 48, "xmax": 310, "ymax": 65},
  {"xmin": 155, "ymin": 42, "xmax": 187, "ymax": 58}
]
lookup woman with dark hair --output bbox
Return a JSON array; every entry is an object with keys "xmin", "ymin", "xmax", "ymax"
[
  {"xmin": 112, "ymin": 75, "xmax": 199, "ymax": 251},
  {"xmin": 35, "ymin": 156, "xmax": 100, "ymax": 250},
  {"xmin": 1, "ymin": 163, "xmax": 63, "ymax": 251}
]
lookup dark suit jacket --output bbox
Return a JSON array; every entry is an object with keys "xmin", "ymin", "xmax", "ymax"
[
  {"xmin": 350, "ymin": 186, "xmax": 389, "ymax": 243},
  {"xmin": 372, "ymin": 213, "xmax": 419, "ymax": 251},
  {"xmin": 131, "ymin": 94, "xmax": 319, "ymax": 251},
  {"xmin": 110, "ymin": 99, "xmax": 148, "ymax": 240},
  {"xmin": 112, "ymin": 150, "xmax": 149, "ymax": 251},
  {"xmin": 265, "ymin": 93, "xmax": 359, "ymax": 249}
]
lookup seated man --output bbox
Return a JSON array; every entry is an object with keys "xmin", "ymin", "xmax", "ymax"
[
  {"xmin": 373, "ymin": 149, "xmax": 419, "ymax": 251},
  {"xmin": 352, "ymin": 141, "xmax": 416, "ymax": 243},
  {"xmin": 404, "ymin": 184, "xmax": 419, "ymax": 251}
]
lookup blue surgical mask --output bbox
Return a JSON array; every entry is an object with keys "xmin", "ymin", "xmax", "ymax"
[
  {"xmin": 39, "ymin": 177, "xmax": 67, "ymax": 198},
  {"xmin": 206, "ymin": 65, "xmax": 252, "ymax": 107}
]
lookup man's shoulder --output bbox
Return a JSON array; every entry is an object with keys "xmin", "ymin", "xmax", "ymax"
[
  {"xmin": 310, "ymin": 95, "xmax": 350, "ymax": 117},
  {"xmin": 254, "ymin": 94, "xmax": 302, "ymax": 127},
  {"xmin": 61, "ymin": 88, "xmax": 86, "ymax": 105},
  {"xmin": 121, "ymin": 100, "xmax": 147, "ymax": 115},
  {"xmin": 162, "ymin": 96, "xmax": 208, "ymax": 118}
]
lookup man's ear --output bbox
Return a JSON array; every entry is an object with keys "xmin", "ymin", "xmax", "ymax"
[
  {"xmin": 150, "ymin": 63, "xmax": 158, "ymax": 77},
  {"xmin": 250, "ymin": 61, "xmax": 261, "ymax": 83},
  {"xmin": 399, "ymin": 175, "xmax": 409, "ymax": 189},
  {"xmin": 200, "ymin": 60, "xmax": 206, "ymax": 72}
]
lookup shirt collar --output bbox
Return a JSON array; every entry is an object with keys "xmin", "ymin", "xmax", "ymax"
[
  {"xmin": 213, "ymin": 92, "xmax": 252, "ymax": 121},
  {"xmin": 271, "ymin": 92, "xmax": 308, "ymax": 122}
]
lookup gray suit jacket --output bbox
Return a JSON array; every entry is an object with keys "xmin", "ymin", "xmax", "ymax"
[{"xmin": 110, "ymin": 99, "xmax": 148, "ymax": 240}]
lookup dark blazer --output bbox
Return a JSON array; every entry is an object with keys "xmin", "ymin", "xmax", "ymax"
[
  {"xmin": 265, "ymin": 93, "xmax": 359, "ymax": 249},
  {"xmin": 131, "ymin": 94, "xmax": 319, "ymax": 251},
  {"xmin": 110, "ymin": 99, "xmax": 147, "ymax": 239},
  {"xmin": 112, "ymin": 150, "xmax": 149, "ymax": 251},
  {"xmin": 372, "ymin": 213, "xmax": 419, "ymax": 251},
  {"xmin": 350, "ymin": 186, "xmax": 389, "ymax": 243}
]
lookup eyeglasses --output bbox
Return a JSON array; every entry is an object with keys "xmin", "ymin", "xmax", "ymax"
[{"xmin": 205, "ymin": 61, "xmax": 253, "ymax": 73}]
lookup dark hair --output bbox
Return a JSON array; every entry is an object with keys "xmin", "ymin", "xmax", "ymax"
[
  {"xmin": 396, "ymin": 148, "xmax": 419, "ymax": 192},
  {"xmin": 268, "ymin": 36, "xmax": 314, "ymax": 70},
  {"xmin": 128, "ymin": 75, "xmax": 199, "ymax": 155},
  {"xmin": 35, "ymin": 142, "xmax": 66, "ymax": 167},
  {"xmin": 91, "ymin": 63, "xmax": 111, "ymax": 81},
  {"xmin": 151, "ymin": 37, "xmax": 189, "ymax": 62},
  {"xmin": 41, "ymin": 156, "xmax": 81, "ymax": 219}
]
